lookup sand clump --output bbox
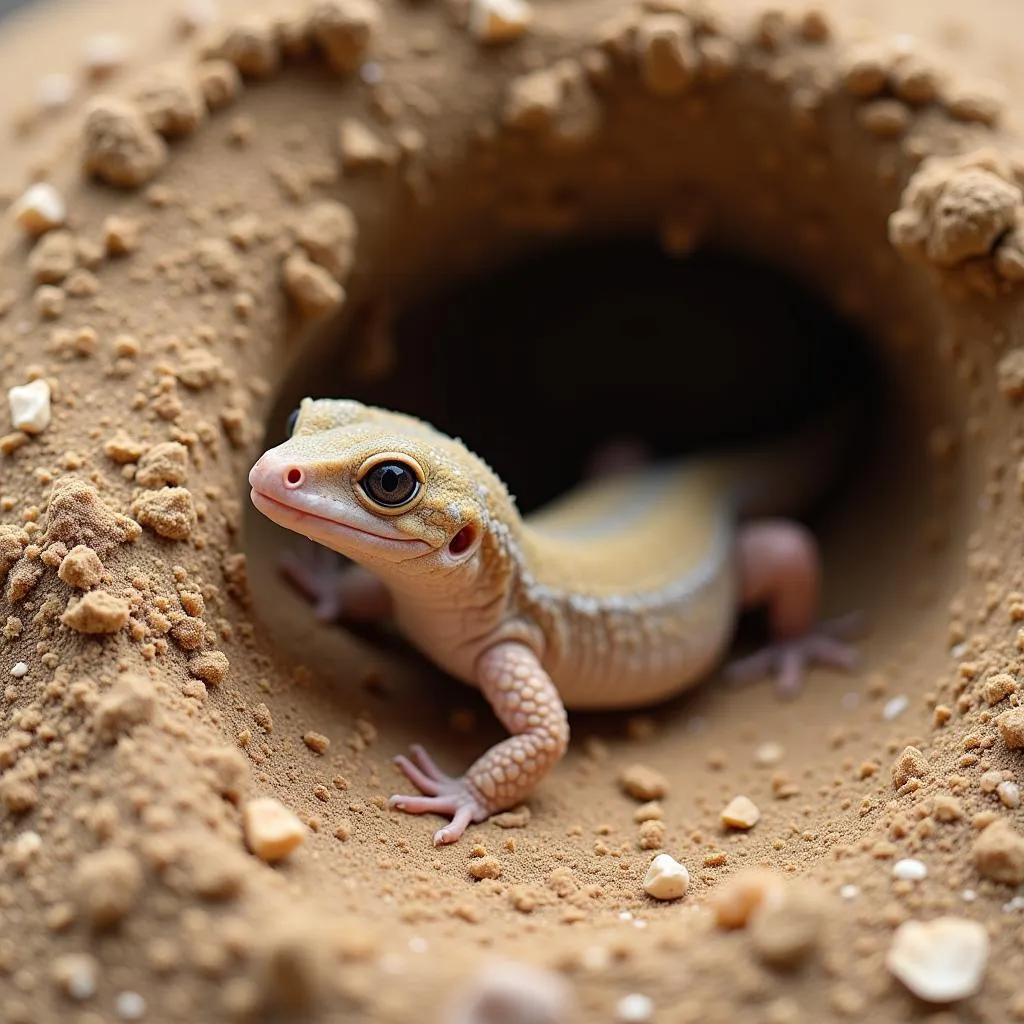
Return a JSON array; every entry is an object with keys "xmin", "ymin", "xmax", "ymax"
[{"xmin": 0, "ymin": 0, "xmax": 1024, "ymax": 1022}]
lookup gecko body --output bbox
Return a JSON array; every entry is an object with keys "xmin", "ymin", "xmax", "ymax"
[{"xmin": 249, "ymin": 398, "xmax": 862, "ymax": 845}]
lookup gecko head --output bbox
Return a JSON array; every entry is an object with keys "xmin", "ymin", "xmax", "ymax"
[{"xmin": 249, "ymin": 398, "xmax": 510, "ymax": 580}]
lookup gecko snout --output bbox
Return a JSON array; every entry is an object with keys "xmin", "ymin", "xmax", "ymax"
[{"xmin": 248, "ymin": 453, "xmax": 304, "ymax": 493}]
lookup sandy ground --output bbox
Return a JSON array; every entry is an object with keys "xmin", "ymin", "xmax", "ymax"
[{"xmin": 2, "ymin": 1, "xmax": 1024, "ymax": 1022}]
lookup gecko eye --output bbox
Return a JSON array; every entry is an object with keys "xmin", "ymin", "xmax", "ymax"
[
  {"xmin": 361, "ymin": 460, "xmax": 420, "ymax": 508},
  {"xmin": 285, "ymin": 408, "xmax": 299, "ymax": 437}
]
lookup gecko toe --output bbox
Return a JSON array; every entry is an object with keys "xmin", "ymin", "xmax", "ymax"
[
  {"xmin": 388, "ymin": 753, "xmax": 490, "ymax": 845},
  {"xmin": 433, "ymin": 805, "xmax": 475, "ymax": 846},
  {"xmin": 725, "ymin": 613, "xmax": 864, "ymax": 697},
  {"xmin": 407, "ymin": 743, "xmax": 450, "ymax": 781},
  {"xmin": 393, "ymin": 753, "xmax": 444, "ymax": 795}
]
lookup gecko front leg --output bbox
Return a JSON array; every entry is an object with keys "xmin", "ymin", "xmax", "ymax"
[
  {"xmin": 278, "ymin": 544, "xmax": 393, "ymax": 623},
  {"xmin": 725, "ymin": 519, "xmax": 865, "ymax": 697},
  {"xmin": 388, "ymin": 641, "xmax": 570, "ymax": 846}
]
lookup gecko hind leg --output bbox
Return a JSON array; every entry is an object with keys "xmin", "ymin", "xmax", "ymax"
[
  {"xmin": 724, "ymin": 519, "xmax": 865, "ymax": 698},
  {"xmin": 278, "ymin": 544, "xmax": 392, "ymax": 623}
]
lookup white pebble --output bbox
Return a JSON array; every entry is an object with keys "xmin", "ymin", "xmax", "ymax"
[
  {"xmin": 643, "ymin": 853, "xmax": 689, "ymax": 901},
  {"xmin": 839, "ymin": 884, "xmax": 860, "ymax": 900},
  {"xmin": 998, "ymin": 781, "xmax": 1021, "ymax": 808},
  {"xmin": 10, "ymin": 662, "xmax": 29, "ymax": 678},
  {"xmin": 882, "ymin": 695, "xmax": 909, "ymax": 721},
  {"xmin": 53, "ymin": 954, "xmax": 98, "ymax": 1001},
  {"xmin": 69, "ymin": 971, "xmax": 97, "ymax": 1001},
  {"xmin": 359, "ymin": 61, "xmax": 383, "ymax": 85},
  {"xmin": 10, "ymin": 182, "xmax": 65, "ymax": 236},
  {"xmin": 893, "ymin": 858, "xmax": 928, "ymax": 881},
  {"xmin": 9, "ymin": 830, "xmax": 42, "ymax": 873},
  {"xmin": 11, "ymin": 830, "xmax": 41, "ymax": 857},
  {"xmin": 8, "ymin": 379, "xmax": 52, "ymax": 434},
  {"xmin": 950, "ymin": 642, "xmax": 968, "ymax": 658},
  {"xmin": 468, "ymin": 0, "xmax": 533, "ymax": 43},
  {"xmin": 616, "ymin": 993, "xmax": 654, "ymax": 1024},
  {"xmin": 37, "ymin": 73, "xmax": 75, "ymax": 111},
  {"xmin": 1002, "ymin": 896, "xmax": 1024, "ymax": 913},
  {"xmin": 83, "ymin": 33, "xmax": 127, "ymax": 77},
  {"xmin": 962, "ymin": 889, "xmax": 977, "ymax": 902},
  {"xmin": 754, "ymin": 741, "xmax": 784, "ymax": 766},
  {"xmin": 115, "ymin": 991, "xmax": 146, "ymax": 1020},
  {"xmin": 886, "ymin": 917, "xmax": 988, "ymax": 1003},
  {"xmin": 445, "ymin": 959, "xmax": 573, "ymax": 1024}
]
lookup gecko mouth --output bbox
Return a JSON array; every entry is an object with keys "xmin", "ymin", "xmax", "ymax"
[{"xmin": 250, "ymin": 489, "xmax": 431, "ymax": 558}]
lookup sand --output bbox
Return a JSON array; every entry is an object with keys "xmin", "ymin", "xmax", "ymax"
[{"xmin": 3, "ymin": 0, "xmax": 1024, "ymax": 1021}]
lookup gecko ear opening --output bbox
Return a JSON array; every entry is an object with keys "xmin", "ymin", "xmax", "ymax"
[{"xmin": 448, "ymin": 524, "xmax": 478, "ymax": 558}]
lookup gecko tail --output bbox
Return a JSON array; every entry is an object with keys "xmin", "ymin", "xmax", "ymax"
[{"xmin": 700, "ymin": 394, "xmax": 871, "ymax": 523}]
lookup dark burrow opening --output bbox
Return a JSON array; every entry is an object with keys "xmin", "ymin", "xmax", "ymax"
[{"xmin": 276, "ymin": 233, "xmax": 888, "ymax": 525}]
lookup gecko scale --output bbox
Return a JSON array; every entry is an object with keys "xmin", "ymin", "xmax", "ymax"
[{"xmin": 249, "ymin": 397, "xmax": 862, "ymax": 846}]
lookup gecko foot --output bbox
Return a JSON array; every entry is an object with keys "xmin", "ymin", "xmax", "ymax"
[
  {"xmin": 278, "ymin": 544, "xmax": 346, "ymax": 622},
  {"xmin": 278, "ymin": 544, "xmax": 393, "ymax": 624},
  {"xmin": 388, "ymin": 744, "xmax": 491, "ymax": 846},
  {"xmin": 724, "ymin": 610, "xmax": 867, "ymax": 699}
]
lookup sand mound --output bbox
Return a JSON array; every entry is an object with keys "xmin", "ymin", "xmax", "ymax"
[{"xmin": 2, "ymin": 0, "xmax": 1024, "ymax": 1021}]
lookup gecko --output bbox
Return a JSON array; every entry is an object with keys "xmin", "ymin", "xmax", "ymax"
[{"xmin": 248, "ymin": 397, "xmax": 863, "ymax": 846}]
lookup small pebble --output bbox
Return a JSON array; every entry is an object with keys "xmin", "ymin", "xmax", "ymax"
[
  {"xmin": 177, "ymin": 0, "xmax": 220, "ymax": 34},
  {"xmin": 643, "ymin": 853, "xmax": 690, "ymax": 901},
  {"xmin": 83, "ymin": 33, "xmax": 127, "ymax": 79},
  {"xmin": 886, "ymin": 917, "xmax": 989, "ymax": 1002},
  {"xmin": 619, "ymin": 763, "xmax": 668, "ymax": 801},
  {"xmin": 754, "ymin": 742, "xmax": 784, "ymax": 766},
  {"xmin": 883, "ymin": 695, "xmax": 910, "ymax": 721},
  {"xmin": 359, "ymin": 61, "xmax": 383, "ymax": 85},
  {"xmin": 242, "ymin": 796, "xmax": 307, "ymax": 862},
  {"xmin": 721, "ymin": 795, "xmax": 760, "ymax": 830},
  {"xmin": 468, "ymin": 0, "xmax": 533, "ymax": 43},
  {"xmin": 115, "ymin": 991, "xmax": 146, "ymax": 1020},
  {"xmin": 446, "ymin": 959, "xmax": 573, "ymax": 1024},
  {"xmin": 839, "ymin": 884, "xmax": 860, "ymax": 900},
  {"xmin": 8, "ymin": 379, "xmax": 52, "ymax": 434},
  {"xmin": 893, "ymin": 858, "xmax": 928, "ymax": 881},
  {"xmin": 999, "ymin": 781, "xmax": 1021, "ymax": 808},
  {"xmin": 10, "ymin": 662, "xmax": 29, "ymax": 678},
  {"xmin": 11, "ymin": 182, "xmax": 65, "ymax": 236},
  {"xmin": 709, "ymin": 868, "xmax": 782, "ymax": 929},
  {"xmin": 616, "ymin": 993, "xmax": 654, "ymax": 1023},
  {"xmin": 37, "ymin": 73, "xmax": 75, "ymax": 111},
  {"xmin": 52, "ymin": 954, "xmax": 99, "ymax": 1001}
]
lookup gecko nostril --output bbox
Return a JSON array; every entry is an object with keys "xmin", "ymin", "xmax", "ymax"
[{"xmin": 284, "ymin": 467, "xmax": 303, "ymax": 488}]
